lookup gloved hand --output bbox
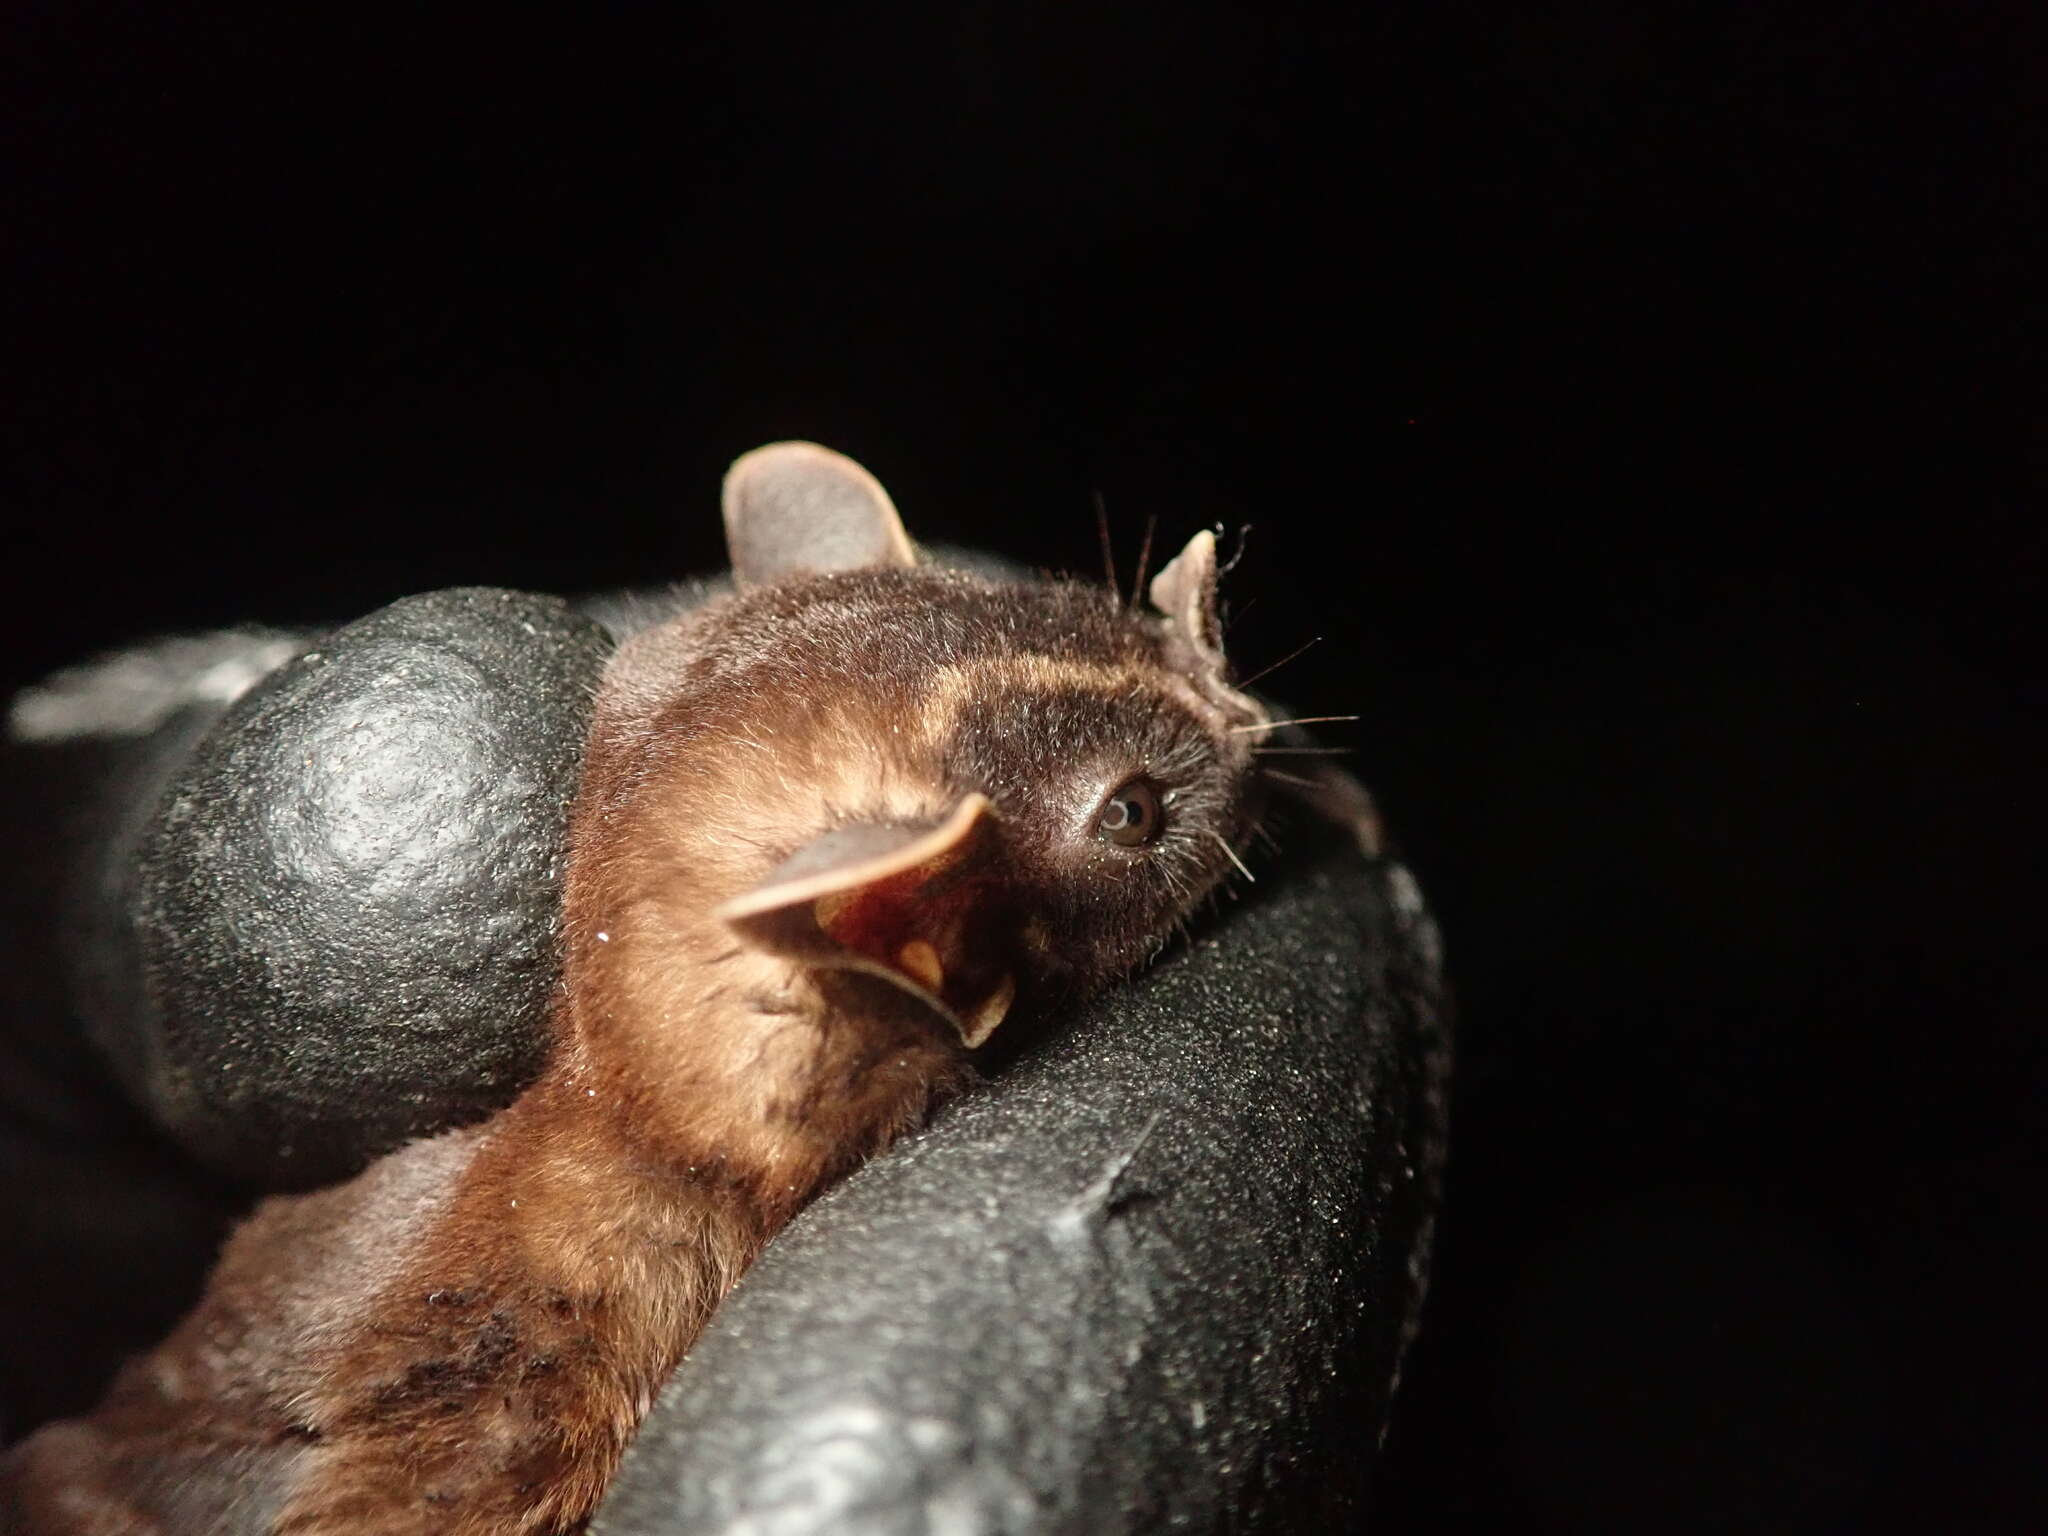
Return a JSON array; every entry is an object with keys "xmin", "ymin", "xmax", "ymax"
[{"xmin": 2, "ymin": 580, "xmax": 1448, "ymax": 1529}]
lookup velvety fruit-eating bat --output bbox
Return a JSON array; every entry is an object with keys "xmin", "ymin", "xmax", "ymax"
[{"xmin": 2, "ymin": 443, "xmax": 1295, "ymax": 1535}]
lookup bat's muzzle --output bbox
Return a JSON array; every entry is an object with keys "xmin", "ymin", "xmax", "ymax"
[{"xmin": 714, "ymin": 794, "xmax": 1020, "ymax": 1047}]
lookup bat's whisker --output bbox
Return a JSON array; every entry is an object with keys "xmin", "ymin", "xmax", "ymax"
[
  {"xmin": 1229, "ymin": 715, "xmax": 1360, "ymax": 734},
  {"xmin": 1205, "ymin": 828, "xmax": 1256, "ymax": 883},
  {"xmin": 1094, "ymin": 490, "xmax": 1118, "ymax": 597},
  {"xmin": 1254, "ymin": 767, "xmax": 1321, "ymax": 789},
  {"xmin": 1128, "ymin": 513, "xmax": 1157, "ymax": 612},
  {"xmin": 1236, "ymin": 635, "xmax": 1322, "ymax": 691}
]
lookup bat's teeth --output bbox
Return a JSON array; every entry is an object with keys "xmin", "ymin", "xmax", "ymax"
[
  {"xmin": 896, "ymin": 939, "xmax": 945, "ymax": 993},
  {"xmin": 959, "ymin": 973, "xmax": 1016, "ymax": 1049}
]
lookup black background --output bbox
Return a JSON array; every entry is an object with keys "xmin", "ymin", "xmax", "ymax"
[{"xmin": 3, "ymin": 5, "xmax": 2040, "ymax": 1530}]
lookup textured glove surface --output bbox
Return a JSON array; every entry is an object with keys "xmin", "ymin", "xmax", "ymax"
[{"xmin": 124, "ymin": 587, "xmax": 611, "ymax": 1184}]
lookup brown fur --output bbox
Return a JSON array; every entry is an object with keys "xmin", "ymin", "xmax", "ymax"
[{"xmin": 4, "ymin": 520, "xmax": 1272, "ymax": 1533}]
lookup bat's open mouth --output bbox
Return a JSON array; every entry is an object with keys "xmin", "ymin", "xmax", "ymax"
[
  {"xmin": 831, "ymin": 948, "xmax": 1016, "ymax": 1049},
  {"xmin": 715, "ymin": 794, "xmax": 1019, "ymax": 1048}
]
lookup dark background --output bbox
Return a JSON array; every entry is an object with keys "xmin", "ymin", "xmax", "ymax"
[{"xmin": 3, "ymin": 5, "xmax": 2039, "ymax": 1530}]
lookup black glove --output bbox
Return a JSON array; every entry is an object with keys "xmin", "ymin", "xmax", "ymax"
[{"xmin": 1, "ymin": 581, "xmax": 1448, "ymax": 1528}]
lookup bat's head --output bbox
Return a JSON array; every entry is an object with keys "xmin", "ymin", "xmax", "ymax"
[{"xmin": 571, "ymin": 443, "xmax": 1270, "ymax": 1069}]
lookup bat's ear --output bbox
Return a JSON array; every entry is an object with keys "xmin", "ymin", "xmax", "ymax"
[
  {"xmin": 1149, "ymin": 528, "xmax": 1225, "ymax": 661},
  {"xmin": 1150, "ymin": 528, "xmax": 1268, "ymax": 728},
  {"xmin": 713, "ymin": 795, "xmax": 1017, "ymax": 1048},
  {"xmin": 723, "ymin": 441, "xmax": 918, "ymax": 589}
]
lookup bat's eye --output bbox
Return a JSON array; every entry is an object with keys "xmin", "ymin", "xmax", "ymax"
[{"xmin": 1095, "ymin": 777, "xmax": 1164, "ymax": 848}]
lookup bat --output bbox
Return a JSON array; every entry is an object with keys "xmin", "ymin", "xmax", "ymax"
[{"xmin": 1, "ymin": 442, "xmax": 1319, "ymax": 1534}]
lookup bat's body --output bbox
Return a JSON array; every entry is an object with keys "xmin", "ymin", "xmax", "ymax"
[{"xmin": 2, "ymin": 445, "xmax": 1280, "ymax": 1534}]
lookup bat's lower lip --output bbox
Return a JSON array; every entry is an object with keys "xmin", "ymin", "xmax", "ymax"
[
  {"xmin": 716, "ymin": 794, "xmax": 1018, "ymax": 1051},
  {"xmin": 878, "ymin": 935, "xmax": 1015, "ymax": 1046},
  {"xmin": 956, "ymin": 973, "xmax": 1015, "ymax": 1048},
  {"xmin": 832, "ymin": 952, "xmax": 1016, "ymax": 1049}
]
